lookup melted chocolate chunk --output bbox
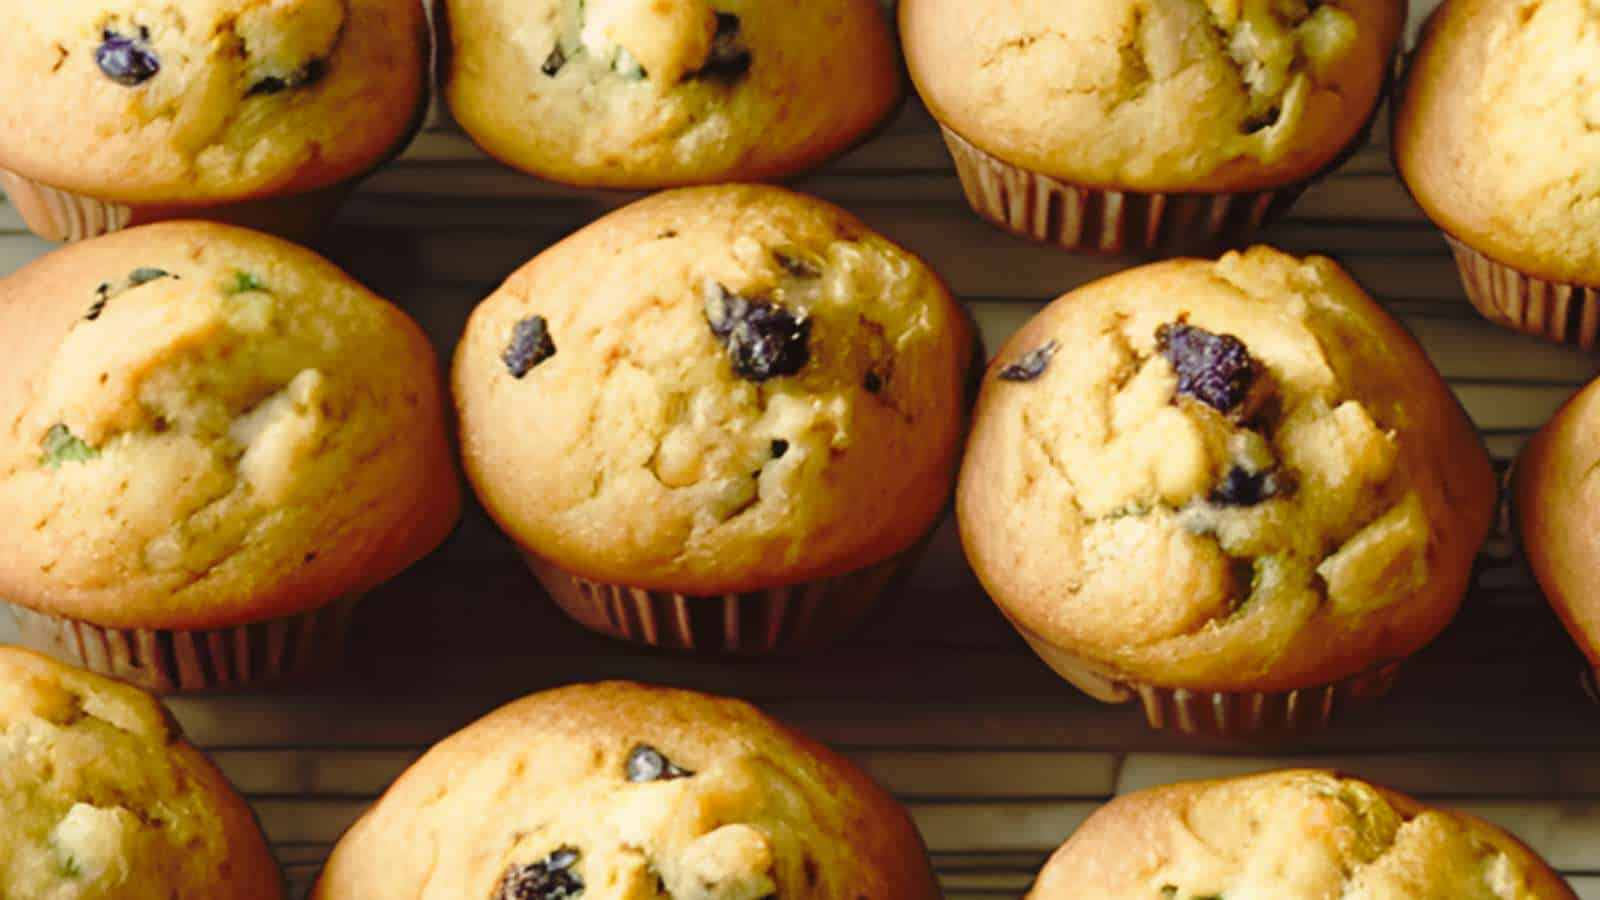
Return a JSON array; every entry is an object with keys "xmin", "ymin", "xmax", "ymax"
[
  {"xmin": 496, "ymin": 848, "xmax": 583, "ymax": 900},
  {"xmin": 88, "ymin": 267, "xmax": 176, "ymax": 320},
  {"xmin": 626, "ymin": 744, "xmax": 693, "ymax": 783},
  {"xmin": 1156, "ymin": 322, "xmax": 1258, "ymax": 415},
  {"xmin": 773, "ymin": 250, "xmax": 819, "ymax": 279},
  {"xmin": 1208, "ymin": 466, "xmax": 1289, "ymax": 507},
  {"xmin": 704, "ymin": 284, "xmax": 811, "ymax": 383},
  {"xmin": 863, "ymin": 370, "xmax": 884, "ymax": 393},
  {"xmin": 541, "ymin": 44, "xmax": 567, "ymax": 77},
  {"xmin": 770, "ymin": 439, "xmax": 789, "ymax": 459},
  {"xmin": 503, "ymin": 316, "xmax": 557, "ymax": 379},
  {"xmin": 246, "ymin": 59, "xmax": 327, "ymax": 97},
  {"xmin": 697, "ymin": 13, "xmax": 752, "ymax": 79},
  {"xmin": 96, "ymin": 28, "xmax": 160, "ymax": 86},
  {"xmin": 998, "ymin": 341, "xmax": 1058, "ymax": 382}
]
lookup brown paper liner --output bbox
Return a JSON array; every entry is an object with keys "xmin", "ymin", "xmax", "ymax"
[
  {"xmin": 940, "ymin": 127, "xmax": 1307, "ymax": 256},
  {"xmin": 1012, "ymin": 620, "xmax": 1402, "ymax": 737},
  {"xmin": 1444, "ymin": 235, "xmax": 1600, "ymax": 351},
  {"xmin": 522, "ymin": 549, "xmax": 919, "ymax": 655},
  {"xmin": 5, "ymin": 596, "xmax": 361, "ymax": 695}
]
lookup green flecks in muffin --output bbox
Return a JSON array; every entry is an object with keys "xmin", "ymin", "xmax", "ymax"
[
  {"xmin": 226, "ymin": 271, "xmax": 267, "ymax": 295},
  {"xmin": 41, "ymin": 425, "xmax": 99, "ymax": 468},
  {"xmin": 57, "ymin": 854, "xmax": 82, "ymax": 879},
  {"xmin": 612, "ymin": 46, "xmax": 647, "ymax": 80}
]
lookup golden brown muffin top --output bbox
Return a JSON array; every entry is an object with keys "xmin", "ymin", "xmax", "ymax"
[
  {"xmin": 1514, "ymin": 371, "xmax": 1600, "ymax": 666},
  {"xmin": 445, "ymin": 0, "xmax": 901, "ymax": 189},
  {"xmin": 0, "ymin": 0, "xmax": 428, "ymax": 205},
  {"xmin": 958, "ymin": 246, "xmax": 1496, "ymax": 693},
  {"xmin": 901, "ymin": 0, "xmax": 1403, "ymax": 193},
  {"xmin": 312, "ymin": 682, "xmax": 940, "ymax": 900},
  {"xmin": 453, "ymin": 185, "xmax": 974, "ymax": 594},
  {"xmin": 0, "ymin": 647, "xmax": 284, "ymax": 900},
  {"xmin": 1397, "ymin": 0, "xmax": 1600, "ymax": 285},
  {"xmin": 0, "ymin": 221, "xmax": 460, "ymax": 630},
  {"xmin": 1031, "ymin": 770, "xmax": 1577, "ymax": 900}
]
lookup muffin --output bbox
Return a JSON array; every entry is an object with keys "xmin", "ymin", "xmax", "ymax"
[
  {"xmin": 443, "ymin": 0, "xmax": 902, "ymax": 189},
  {"xmin": 958, "ymin": 246, "xmax": 1497, "ymax": 736},
  {"xmin": 1511, "ymin": 373, "xmax": 1600, "ymax": 696},
  {"xmin": 312, "ymin": 681, "xmax": 940, "ymax": 900},
  {"xmin": 454, "ymin": 185, "xmax": 974, "ymax": 654},
  {"xmin": 1030, "ymin": 769, "xmax": 1576, "ymax": 898},
  {"xmin": 900, "ymin": 0, "xmax": 1403, "ymax": 254},
  {"xmin": 0, "ymin": 646, "xmax": 284, "ymax": 899},
  {"xmin": 0, "ymin": 0, "xmax": 431, "ymax": 243},
  {"xmin": 0, "ymin": 221, "xmax": 461, "ymax": 693},
  {"xmin": 1395, "ymin": 0, "xmax": 1600, "ymax": 350}
]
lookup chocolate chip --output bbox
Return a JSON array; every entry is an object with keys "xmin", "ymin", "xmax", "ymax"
[
  {"xmin": 1242, "ymin": 107, "xmax": 1281, "ymax": 134},
  {"xmin": 246, "ymin": 59, "xmax": 327, "ymax": 97},
  {"xmin": 88, "ymin": 267, "xmax": 176, "ymax": 320},
  {"xmin": 626, "ymin": 744, "xmax": 693, "ymax": 783},
  {"xmin": 657, "ymin": 230, "xmax": 679, "ymax": 240},
  {"xmin": 1208, "ymin": 466, "xmax": 1290, "ymax": 507},
  {"xmin": 503, "ymin": 316, "xmax": 557, "ymax": 379},
  {"xmin": 704, "ymin": 284, "xmax": 811, "ymax": 383},
  {"xmin": 496, "ymin": 848, "xmax": 583, "ymax": 900},
  {"xmin": 697, "ymin": 13, "xmax": 752, "ymax": 79},
  {"xmin": 541, "ymin": 44, "xmax": 567, "ymax": 77},
  {"xmin": 863, "ymin": 370, "xmax": 884, "ymax": 393},
  {"xmin": 770, "ymin": 439, "xmax": 789, "ymax": 459},
  {"xmin": 773, "ymin": 251, "xmax": 819, "ymax": 279},
  {"xmin": 96, "ymin": 29, "xmax": 160, "ymax": 86},
  {"xmin": 1156, "ymin": 322, "xmax": 1258, "ymax": 416},
  {"xmin": 998, "ymin": 341, "xmax": 1057, "ymax": 382}
]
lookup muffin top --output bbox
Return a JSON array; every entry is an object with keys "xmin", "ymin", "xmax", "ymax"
[
  {"xmin": 901, "ymin": 0, "xmax": 1402, "ymax": 193},
  {"xmin": 1513, "ymin": 373, "xmax": 1600, "ymax": 668},
  {"xmin": 0, "ymin": 0, "xmax": 428, "ymax": 206},
  {"xmin": 312, "ymin": 681, "xmax": 940, "ymax": 900},
  {"xmin": 958, "ymin": 246, "xmax": 1496, "ymax": 693},
  {"xmin": 0, "ymin": 647, "xmax": 283, "ymax": 900},
  {"xmin": 1396, "ymin": 0, "xmax": 1600, "ymax": 285},
  {"xmin": 1031, "ymin": 769, "xmax": 1576, "ymax": 899},
  {"xmin": 0, "ymin": 221, "xmax": 460, "ymax": 630},
  {"xmin": 454, "ymin": 185, "xmax": 974, "ymax": 594},
  {"xmin": 444, "ymin": 0, "xmax": 902, "ymax": 188}
]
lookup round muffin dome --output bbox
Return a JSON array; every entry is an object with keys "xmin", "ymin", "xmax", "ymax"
[
  {"xmin": 1396, "ymin": 0, "xmax": 1600, "ymax": 286},
  {"xmin": 311, "ymin": 681, "xmax": 940, "ymax": 900},
  {"xmin": 901, "ymin": 0, "xmax": 1402, "ymax": 193},
  {"xmin": 0, "ymin": 646, "xmax": 283, "ymax": 900},
  {"xmin": 0, "ymin": 0, "xmax": 428, "ymax": 206},
  {"xmin": 453, "ymin": 184, "xmax": 974, "ymax": 595},
  {"xmin": 443, "ymin": 0, "xmax": 902, "ymax": 188},
  {"xmin": 1030, "ymin": 769, "xmax": 1576, "ymax": 899},
  {"xmin": 958, "ymin": 246, "xmax": 1496, "ymax": 695},
  {"xmin": 0, "ymin": 221, "xmax": 460, "ymax": 632}
]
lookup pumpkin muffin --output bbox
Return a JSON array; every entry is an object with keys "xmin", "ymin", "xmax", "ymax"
[
  {"xmin": 453, "ymin": 185, "xmax": 975, "ymax": 653},
  {"xmin": 443, "ymin": 0, "xmax": 902, "ymax": 188},
  {"xmin": 0, "ymin": 646, "xmax": 285, "ymax": 900},
  {"xmin": 958, "ymin": 246, "xmax": 1496, "ymax": 736},
  {"xmin": 313, "ymin": 682, "xmax": 939, "ymax": 900},
  {"xmin": 1031, "ymin": 770, "xmax": 1576, "ymax": 899},
  {"xmin": 0, "ymin": 0, "xmax": 430, "ymax": 242},
  {"xmin": 1396, "ymin": 0, "xmax": 1600, "ymax": 349},
  {"xmin": 900, "ymin": 0, "xmax": 1403, "ymax": 254},
  {"xmin": 0, "ymin": 221, "xmax": 460, "ymax": 693}
]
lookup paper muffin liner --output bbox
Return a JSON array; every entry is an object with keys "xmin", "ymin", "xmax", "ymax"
[
  {"xmin": 4, "ymin": 595, "xmax": 361, "ymax": 695},
  {"xmin": 940, "ymin": 127, "xmax": 1307, "ymax": 256},
  {"xmin": 1011, "ymin": 621, "xmax": 1402, "ymax": 738},
  {"xmin": 1444, "ymin": 234, "xmax": 1600, "ymax": 351},
  {"xmin": 522, "ymin": 548, "xmax": 921, "ymax": 655}
]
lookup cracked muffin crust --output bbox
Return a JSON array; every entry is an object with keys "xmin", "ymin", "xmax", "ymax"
[
  {"xmin": 901, "ymin": 0, "xmax": 1403, "ymax": 193},
  {"xmin": 311, "ymin": 682, "xmax": 940, "ymax": 900},
  {"xmin": 0, "ymin": 646, "xmax": 283, "ymax": 900},
  {"xmin": 958, "ymin": 247, "xmax": 1495, "ymax": 694},
  {"xmin": 453, "ymin": 185, "xmax": 974, "ymax": 595},
  {"xmin": 443, "ymin": 0, "xmax": 902, "ymax": 188},
  {"xmin": 0, "ymin": 221, "xmax": 460, "ymax": 631},
  {"xmin": 0, "ymin": 0, "xmax": 428, "ymax": 206},
  {"xmin": 1396, "ymin": 0, "xmax": 1600, "ymax": 286},
  {"xmin": 1512, "ymin": 372, "xmax": 1600, "ymax": 676},
  {"xmin": 1030, "ymin": 769, "xmax": 1577, "ymax": 899}
]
